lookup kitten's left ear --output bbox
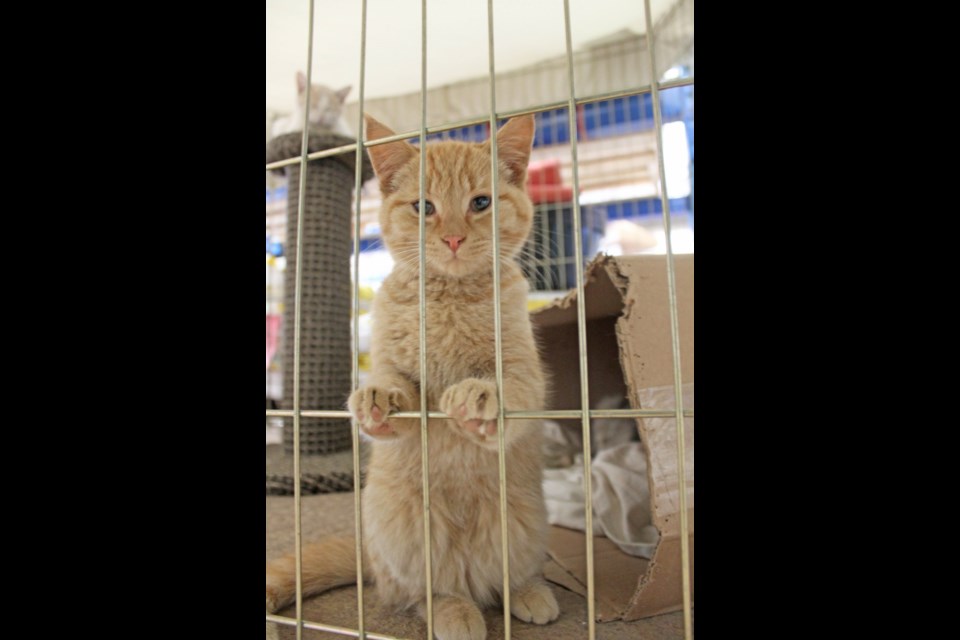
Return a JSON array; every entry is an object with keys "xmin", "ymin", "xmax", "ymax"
[
  {"xmin": 336, "ymin": 86, "xmax": 352, "ymax": 102},
  {"xmin": 495, "ymin": 115, "xmax": 535, "ymax": 186}
]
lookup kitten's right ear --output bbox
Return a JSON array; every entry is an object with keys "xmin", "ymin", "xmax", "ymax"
[
  {"xmin": 296, "ymin": 71, "xmax": 307, "ymax": 93},
  {"xmin": 496, "ymin": 115, "xmax": 536, "ymax": 186},
  {"xmin": 365, "ymin": 114, "xmax": 417, "ymax": 195}
]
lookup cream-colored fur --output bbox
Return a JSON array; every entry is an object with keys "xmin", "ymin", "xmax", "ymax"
[
  {"xmin": 270, "ymin": 71, "xmax": 353, "ymax": 138},
  {"xmin": 266, "ymin": 114, "xmax": 559, "ymax": 640}
]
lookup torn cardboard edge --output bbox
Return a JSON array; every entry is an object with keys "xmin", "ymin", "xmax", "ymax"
[{"xmin": 531, "ymin": 253, "xmax": 694, "ymax": 622}]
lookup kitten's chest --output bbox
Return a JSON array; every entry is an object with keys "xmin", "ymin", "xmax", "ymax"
[
  {"xmin": 425, "ymin": 296, "xmax": 497, "ymax": 381},
  {"xmin": 380, "ymin": 290, "xmax": 500, "ymax": 386}
]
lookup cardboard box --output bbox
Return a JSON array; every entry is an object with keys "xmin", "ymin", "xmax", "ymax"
[{"xmin": 532, "ymin": 253, "xmax": 694, "ymax": 622}]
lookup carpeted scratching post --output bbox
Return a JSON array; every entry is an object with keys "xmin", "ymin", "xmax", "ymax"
[{"xmin": 267, "ymin": 131, "xmax": 373, "ymax": 456}]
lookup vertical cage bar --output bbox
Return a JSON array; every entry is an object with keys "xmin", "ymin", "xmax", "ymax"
[
  {"xmin": 561, "ymin": 2, "xmax": 596, "ymax": 638},
  {"xmin": 292, "ymin": 2, "xmax": 317, "ymax": 638},
  {"xmin": 642, "ymin": 0, "xmax": 692, "ymax": 638},
  {"xmin": 351, "ymin": 0, "xmax": 369, "ymax": 637},
  {"xmin": 418, "ymin": 1, "xmax": 434, "ymax": 637},
  {"xmin": 485, "ymin": 1, "xmax": 512, "ymax": 638}
]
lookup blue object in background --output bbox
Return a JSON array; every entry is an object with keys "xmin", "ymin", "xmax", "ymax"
[
  {"xmin": 266, "ymin": 185, "xmax": 288, "ymax": 204},
  {"xmin": 266, "ymin": 235, "xmax": 284, "ymax": 257},
  {"xmin": 591, "ymin": 197, "xmax": 691, "ymax": 221},
  {"xmin": 415, "ymin": 88, "xmax": 693, "ymax": 149},
  {"xmin": 278, "ymin": 87, "xmax": 696, "ymax": 259}
]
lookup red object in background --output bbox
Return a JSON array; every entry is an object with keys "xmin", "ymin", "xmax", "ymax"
[
  {"xmin": 266, "ymin": 314, "xmax": 281, "ymax": 369},
  {"xmin": 527, "ymin": 183, "xmax": 573, "ymax": 204},
  {"xmin": 528, "ymin": 158, "xmax": 563, "ymax": 185},
  {"xmin": 526, "ymin": 158, "xmax": 573, "ymax": 204}
]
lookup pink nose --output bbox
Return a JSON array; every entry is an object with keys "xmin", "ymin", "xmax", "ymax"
[{"xmin": 443, "ymin": 235, "xmax": 465, "ymax": 252}]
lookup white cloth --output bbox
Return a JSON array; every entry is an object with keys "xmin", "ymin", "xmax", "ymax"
[{"xmin": 543, "ymin": 443, "xmax": 660, "ymax": 558}]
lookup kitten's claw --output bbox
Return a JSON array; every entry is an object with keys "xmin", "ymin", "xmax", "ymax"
[{"xmin": 440, "ymin": 379, "xmax": 500, "ymax": 442}]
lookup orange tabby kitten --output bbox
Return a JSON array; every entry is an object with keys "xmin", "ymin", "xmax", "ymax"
[{"xmin": 266, "ymin": 114, "xmax": 559, "ymax": 640}]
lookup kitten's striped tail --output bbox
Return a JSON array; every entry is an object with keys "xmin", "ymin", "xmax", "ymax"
[{"xmin": 266, "ymin": 536, "xmax": 368, "ymax": 613}]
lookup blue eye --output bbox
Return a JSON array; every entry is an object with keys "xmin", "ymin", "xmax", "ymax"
[
  {"xmin": 412, "ymin": 200, "xmax": 435, "ymax": 215},
  {"xmin": 471, "ymin": 195, "xmax": 491, "ymax": 212}
]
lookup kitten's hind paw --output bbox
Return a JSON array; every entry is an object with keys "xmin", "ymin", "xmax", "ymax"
[
  {"xmin": 511, "ymin": 582, "xmax": 560, "ymax": 625},
  {"xmin": 431, "ymin": 596, "xmax": 487, "ymax": 640}
]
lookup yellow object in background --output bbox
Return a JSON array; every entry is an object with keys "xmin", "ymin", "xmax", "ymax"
[
  {"xmin": 358, "ymin": 352, "xmax": 371, "ymax": 372},
  {"xmin": 527, "ymin": 291, "xmax": 565, "ymax": 312}
]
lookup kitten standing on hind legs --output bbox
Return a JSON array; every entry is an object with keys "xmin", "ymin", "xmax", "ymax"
[{"xmin": 266, "ymin": 113, "xmax": 559, "ymax": 640}]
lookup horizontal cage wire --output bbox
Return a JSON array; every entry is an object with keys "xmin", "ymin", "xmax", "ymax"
[
  {"xmin": 266, "ymin": 409, "xmax": 694, "ymax": 419},
  {"xmin": 264, "ymin": 79, "xmax": 694, "ymax": 172},
  {"xmin": 266, "ymin": 0, "xmax": 693, "ymax": 638}
]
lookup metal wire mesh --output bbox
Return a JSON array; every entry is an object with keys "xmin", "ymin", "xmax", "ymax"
[
  {"xmin": 267, "ymin": 130, "xmax": 370, "ymax": 456},
  {"xmin": 266, "ymin": 1, "xmax": 693, "ymax": 638}
]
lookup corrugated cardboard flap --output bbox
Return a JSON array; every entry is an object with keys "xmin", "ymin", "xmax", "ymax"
[
  {"xmin": 531, "ymin": 255, "xmax": 623, "ymax": 328},
  {"xmin": 544, "ymin": 526, "xmax": 652, "ymax": 622},
  {"xmin": 533, "ymin": 253, "xmax": 694, "ymax": 622}
]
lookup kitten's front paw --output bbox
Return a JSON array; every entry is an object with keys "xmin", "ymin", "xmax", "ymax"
[
  {"xmin": 348, "ymin": 386, "xmax": 407, "ymax": 438},
  {"xmin": 440, "ymin": 378, "xmax": 499, "ymax": 441}
]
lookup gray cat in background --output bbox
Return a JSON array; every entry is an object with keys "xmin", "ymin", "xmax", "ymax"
[{"xmin": 271, "ymin": 71, "xmax": 353, "ymax": 138}]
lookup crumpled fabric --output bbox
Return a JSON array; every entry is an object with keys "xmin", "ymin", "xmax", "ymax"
[
  {"xmin": 542, "ymin": 442, "xmax": 660, "ymax": 558},
  {"xmin": 541, "ymin": 383, "xmax": 694, "ymax": 558}
]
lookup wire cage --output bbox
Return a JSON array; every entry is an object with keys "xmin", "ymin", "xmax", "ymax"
[{"xmin": 266, "ymin": 0, "xmax": 693, "ymax": 638}]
